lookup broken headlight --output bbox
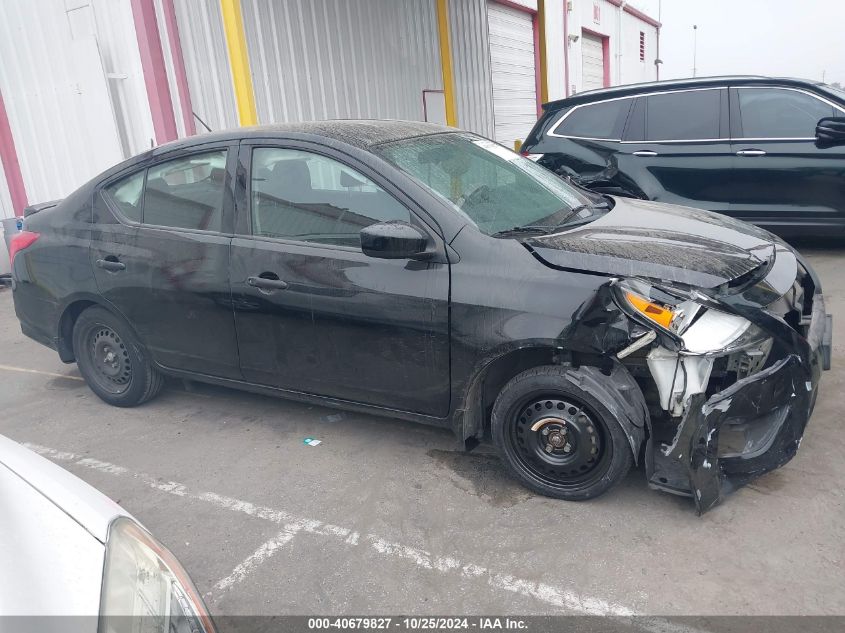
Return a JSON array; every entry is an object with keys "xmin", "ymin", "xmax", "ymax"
[{"xmin": 614, "ymin": 279, "xmax": 770, "ymax": 355}]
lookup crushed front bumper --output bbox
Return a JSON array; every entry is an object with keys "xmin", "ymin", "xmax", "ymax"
[{"xmin": 647, "ymin": 292, "xmax": 829, "ymax": 514}]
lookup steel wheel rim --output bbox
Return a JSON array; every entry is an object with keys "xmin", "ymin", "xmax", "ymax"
[
  {"xmin": 86, "ymin": 325, "xmax": 132, "ymax": 395},
  {"xmin": 506, "ymin": 394, "xmax": 613, "ymax": 490}
]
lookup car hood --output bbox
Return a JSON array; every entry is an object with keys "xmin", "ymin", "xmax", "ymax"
[
  {"xmin": 0, "ymin": 434, "xmax": 129, "ymax": 543},
  {"xmin": 524, "ymin": 197, "xmax": 778, "ymax": 289}
]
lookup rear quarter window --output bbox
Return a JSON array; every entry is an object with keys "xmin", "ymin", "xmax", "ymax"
[
  {"xmin": 103, "ymin": 171, "xmax": 144, "ymax": 223},
  {"xmin": 551, "ymin": 98, "xmax": 633, "ymax": 139}
]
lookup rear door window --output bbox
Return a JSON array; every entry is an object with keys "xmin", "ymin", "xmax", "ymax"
[
  {"xmin": 736, "ymin": 88, "xmax": 836, "ymax": 138},
  {"xmin": 551, "ymin": 98, "xmax": 632, "ymax": 139},
  {"xmin": 143, "ymin": 150, "xmax": 228, "ymax": 232},
  {"xmin": 644, "ymin": 89, "xmax": 721, "ymax": 141}
]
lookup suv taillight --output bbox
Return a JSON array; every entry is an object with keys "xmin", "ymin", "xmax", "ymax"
[{"xmin": 9, "ymin": 230, "xmax": 40, "ymax": 266}]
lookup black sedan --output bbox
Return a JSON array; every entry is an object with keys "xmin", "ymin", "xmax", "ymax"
[
  {"xmin": 8, "ymin": 121, "xmax": 831, "ymax": 514},
  {"xmin": 521, "ymin": 76, "xmax": 845, "ymax": 237}
]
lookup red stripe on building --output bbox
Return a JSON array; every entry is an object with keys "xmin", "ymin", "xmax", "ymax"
[
  {"xmin": 130, "ymin": 0, "xmax": 178, "ymax": 144},
  {"xmin": 0, "ymin": 90, "xmax": 28, "ymax": 217}
]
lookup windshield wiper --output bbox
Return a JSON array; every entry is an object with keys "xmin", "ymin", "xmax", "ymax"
[{"xmin": 490, "ymin": 226, "xmax": 553, "ymax": 238}]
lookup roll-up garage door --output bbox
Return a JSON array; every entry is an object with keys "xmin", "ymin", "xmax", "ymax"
[
  {"xmin": 581, "ymin": 33, "xmax": 605, "ymax": 92},
  {"xmin": 487, "ymin": 1, "xmax": 537, "ymax": 148}
]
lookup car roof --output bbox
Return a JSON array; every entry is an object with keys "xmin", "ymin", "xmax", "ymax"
[
  {"xmin": 153, "ymin": 119, "xmax": 454, "ymax": 154},
  {"xmin": 542, "ymin": 75, "xmax": 829, "ymax": 110}
]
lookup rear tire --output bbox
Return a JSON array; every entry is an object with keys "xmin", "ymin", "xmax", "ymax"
[
  {"xmin": 491, "ymin": 365, "xmax": 634, "ymax": 501},
  {"xmin": 72, "ymin": 306, "xmax": 163, "ymax": 407}
]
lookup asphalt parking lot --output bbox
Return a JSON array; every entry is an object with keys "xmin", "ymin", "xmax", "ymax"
[{"xmin": 1, "ymin": 245, "xmax": 844, "ymax": 620}]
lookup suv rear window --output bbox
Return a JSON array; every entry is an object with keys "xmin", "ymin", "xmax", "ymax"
[{"xmin": 551, "ymin": 98, "xmax": 632, "ymax": 139}]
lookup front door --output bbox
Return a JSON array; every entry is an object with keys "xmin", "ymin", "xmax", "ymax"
[
  {"xmin": 91, "ymin": 143, "xmax": 241, "ymax": 379},
  {"xmin": 229, "ymin": 142, "xmax": 450, "ymax": 417},
  {"xmin": 728, "ymin": 86, "xmax": 845, "ymax": 234}
]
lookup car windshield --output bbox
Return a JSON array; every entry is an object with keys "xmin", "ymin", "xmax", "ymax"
[{"xmin": 373, "ymin": 132, "xmax": 590, "ymax": 235}]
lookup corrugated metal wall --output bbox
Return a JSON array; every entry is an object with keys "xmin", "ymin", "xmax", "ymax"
[
  {"xmin": 89, "ymin": 0, "xmax": 156, "ymax": 156},
  {"xmin": 239, "ymin": 0, "xmax": 443, "ymax": 124},
  {"xmin": 0, "ymin": 168, "xmax": 13, "ymax": 220},
  {"xmin": 0, "ymin": 0, "xmax": 129, "ymax": 204},
  {"xmin": 173, "ymin": 0, "xmax": 239, "ymax": 133},
  {"xmin": 449, "ymin": 0, "xmax": 494, "ymax": 137}
]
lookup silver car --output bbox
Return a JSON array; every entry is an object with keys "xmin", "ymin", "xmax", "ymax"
[{"xmin": 0, "ymin": 434, "xmax": 215, "ymax": 632}]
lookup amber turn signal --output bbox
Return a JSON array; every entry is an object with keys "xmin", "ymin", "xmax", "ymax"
[{"xmin": 624, "ymin": 291, "xmax": 675, "ymax": 329}]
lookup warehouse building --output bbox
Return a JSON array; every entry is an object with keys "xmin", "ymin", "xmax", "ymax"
[{"xmin": 0, "ymin": 0, "xmax": 659, "ymax": 230}]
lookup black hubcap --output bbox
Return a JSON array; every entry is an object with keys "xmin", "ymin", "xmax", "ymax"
[
  {"xmin": 88, "ymin": 327, "xmax": 131, "ymax": 393},
  {"xmin": 508, "ymin": 396, "xmax": 611, "ymax": 489}
]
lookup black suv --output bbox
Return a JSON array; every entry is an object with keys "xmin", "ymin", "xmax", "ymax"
[{"xmin": 521, "ymin": 76, "xmax": 845, "ymax": 237}]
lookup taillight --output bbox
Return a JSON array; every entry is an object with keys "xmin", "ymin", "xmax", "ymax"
[{"xmin": 9, "ymin": 230, "xmax": 40, "ymax": 266}]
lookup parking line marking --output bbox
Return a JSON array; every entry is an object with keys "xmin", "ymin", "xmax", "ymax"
[
  {"xmin": 213, "ymin": 527, "xmax": 302, "ymax": 594},
  {"xmin": 24, "ymin": 442, "xmax": 637, "ymax": 616},
  {"xmin": 0, "ymin": 363, "xmax": 84, "ymax": 381}
]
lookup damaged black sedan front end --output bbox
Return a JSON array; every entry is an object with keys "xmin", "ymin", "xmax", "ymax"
[
  {"xmin": 530, "ymin": 221, "xmax": 831, "ymax": 514},
  {"xmin": 643, "ymin": 255, "xmax": 829, "ymax": 513}
]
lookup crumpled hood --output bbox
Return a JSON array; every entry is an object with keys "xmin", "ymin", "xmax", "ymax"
[{"xmin": 525, "ymin": 197, "xmax": 778, "ymax": 289}]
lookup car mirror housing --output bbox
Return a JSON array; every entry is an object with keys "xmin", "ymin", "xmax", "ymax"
[
  {"xmin": 815, "ymin": 116, "xmax": 845, "ymax": 147},
  {"xmin": 360, "ymin": 221, "xmax": 430, "ymax": 260}
]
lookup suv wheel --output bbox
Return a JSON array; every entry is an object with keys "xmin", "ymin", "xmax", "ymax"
[
  {"xmin": 72, "ymin": 306, "xmax": 163, "ymax": 407},
  {"xmin": 491, "ymin": 365, "xmax": 634, "ymax": 501}
]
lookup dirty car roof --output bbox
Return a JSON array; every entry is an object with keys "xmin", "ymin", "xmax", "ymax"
[{"xmin": 156, "ymin": 119, "xmax": 454, "ymax": 154}]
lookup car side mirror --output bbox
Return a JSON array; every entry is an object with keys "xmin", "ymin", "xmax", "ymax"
[
  {"xmin": 360, "ymin": 221, "xmax": 430, "ymax": 260},
  {"xmin": 816, "ymin": 116, "xmax": 845, "ymax": 147}
]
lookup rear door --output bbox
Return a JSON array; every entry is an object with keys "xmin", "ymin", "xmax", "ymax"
[
  {"xmin": 728, "ymin": 86, "xmax": 845, "ymax": 233},
  {"xmin": 616, "ymin": 87, "xmax": 736, "ymax": 214},
  {"xmin": 92, "ymin": 141, "xmax": 241, "ymax": 379},
  {"xmin": 229, "ymin": 140, "xmax": 450, "ymax": 416}
]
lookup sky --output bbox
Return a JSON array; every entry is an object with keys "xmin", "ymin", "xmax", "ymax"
[{"xmin": 627, "ymin": 0, "xmax": 845, "ymax": 86}]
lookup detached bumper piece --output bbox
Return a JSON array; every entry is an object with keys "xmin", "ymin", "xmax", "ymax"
[{"xmin": 648, "ymin": 292, "xmax": 828, "ymax": 515}]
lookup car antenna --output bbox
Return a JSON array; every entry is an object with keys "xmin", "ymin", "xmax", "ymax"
[{"xmin": 193, "ymin": 111, "xmax": 213, "ymax": 133}]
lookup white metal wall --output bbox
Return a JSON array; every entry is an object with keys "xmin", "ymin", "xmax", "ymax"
[
  {"xmin": 173, "ymin": 0, "xmax": 239, "ymax": 133},
  {"xmin": 568, "ymin": 0, "xmax": 658, "ymax": 95},
  {"xmin": 238, "ymin": 0, "xmax": 442, "ymax": 125},
  {"xmin": 88, "ymin": 0, "xmax": 157, "ymax": 155},
  {"xmin": 449, "ymin": 0, "xmax": 494, "ymax": 137},
  {"xmin": 0, "ymin": 167, "xmax": 13, "ymax": 220},
  {"xmin": 0, "ymin": 0, "xmax": 136, "ymax": 205}
]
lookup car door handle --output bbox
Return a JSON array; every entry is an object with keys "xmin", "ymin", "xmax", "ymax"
[
  {"xmin": 736, "ymin": 149, "xmax": 767, "ymax": 157},
  {"xmin": 632, "ymin": 150, "xmax": 658, "ymax": 157},
  {"xmin": 247, "ymin": 275, "xmax": 288, "ymax": 290},
  {"xmin": 96, "ymin": 258, "xmax": 125, "ymax": 272}
]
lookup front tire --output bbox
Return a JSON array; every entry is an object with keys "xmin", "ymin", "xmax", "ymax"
[
  {"xmin": 72, "ymin": 306, "xmax": 163, "ymax": 407},
  {"xmin": 491, "ymin": 365, "xmax": 634, "ymax": 501}
]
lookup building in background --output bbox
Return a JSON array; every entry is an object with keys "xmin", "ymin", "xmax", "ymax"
[{"xmin": 0, "ymin": 0, "xmax": 659, "ymax": 221}]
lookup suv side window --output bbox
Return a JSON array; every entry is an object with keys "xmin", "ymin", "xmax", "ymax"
[
  {"xmin": 551, "ymin": 98, "xmax": 633, "ymax": 139},
  {"xmin": 250, "ymin": 148, "xmax": 410, "ymax": 247},
  {"xmin": 103, "ymin": 170, "xmax": 145, "ymax": 223},
  {"xmin": 736, "ymin": 88, "xmax": 836, "ymax": 138},
  {"xmin": 143, "ymin": 150, "xmax": 228, "ymax": 232},
  {"xmin": 644, "ymin": 89, "xmax": 721, "ymax": 141}
]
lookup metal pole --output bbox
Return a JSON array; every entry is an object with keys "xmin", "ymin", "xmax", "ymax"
[{"xmin": 693, "ymin": 25, "xmax": 698, "ymax": 78}]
